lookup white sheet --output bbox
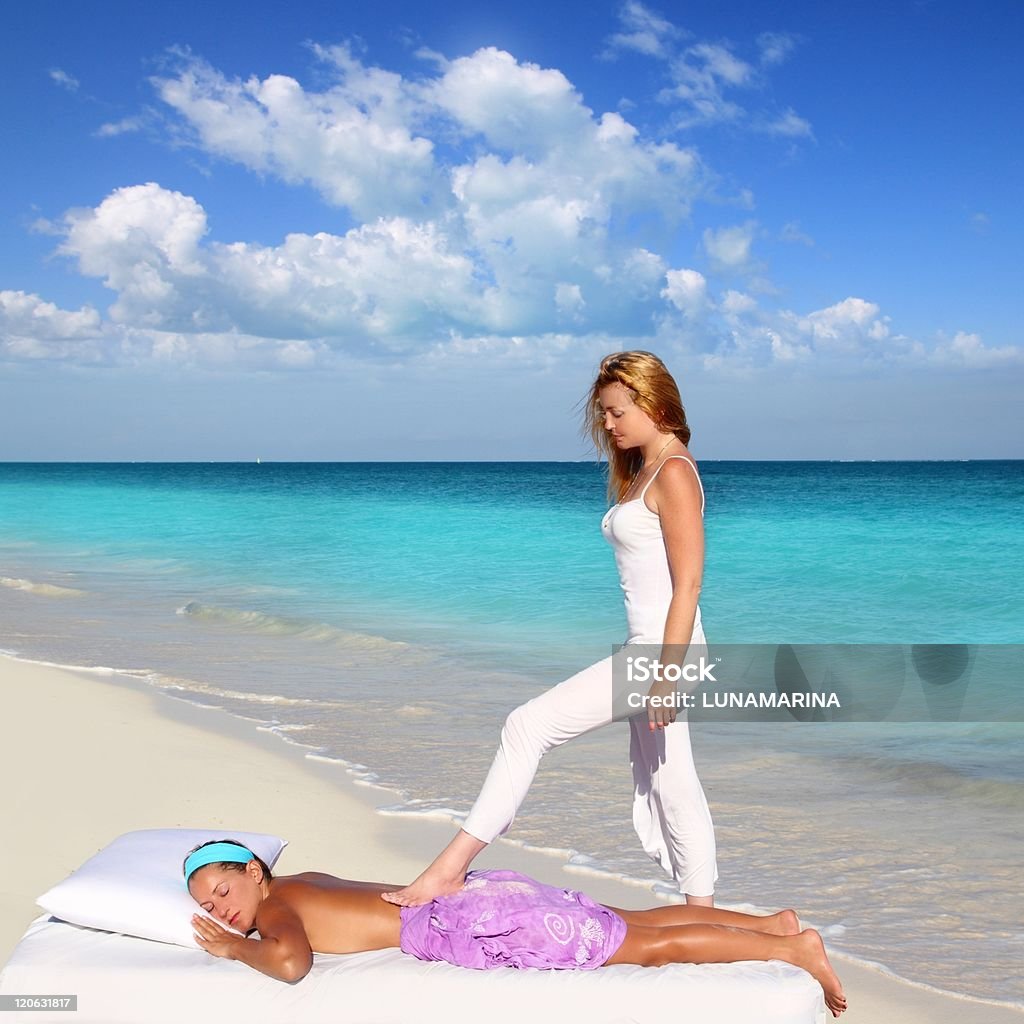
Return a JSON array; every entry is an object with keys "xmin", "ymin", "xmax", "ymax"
[{"xmin": 1, "ymin": 915, "xmax": 826, "ymax": 1024}]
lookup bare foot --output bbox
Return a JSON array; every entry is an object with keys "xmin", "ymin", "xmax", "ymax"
[
  {"xmin": 769, "ymin": 909, "xmax": 802, "ymax": 936},
  {"xmin": 380, "ymin": 866, "xmax": 467, "ymax": 907},
  {"xmin": 793, "ymin": 929, "xmax": 847, "ymax": 1018},
  {"xmin": 382, "ymin": 830, "xmax": 487, "ymax": 907},
  {"xmin": 778, "ymin": 913, "xmax": 802, "ymax": 937}
]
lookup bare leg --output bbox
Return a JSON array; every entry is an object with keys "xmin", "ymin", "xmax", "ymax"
[
  {"xmin": 384, "ymin": 658, "xmax": 619, "ymax": 907},
  {"xmin": 380, "ymin": 830, "xmax": 486, "ymax": 907},
  {"xmin": 607, "ymin": 923, "xmax": 846, "ymax": 1018},
  {"xmin": 685, "ymin": 892, "xmax": 714, "ymax": 908},
  {"xmin": 609, "ymin": 903, "xmax": 801, "ymax": 935}
]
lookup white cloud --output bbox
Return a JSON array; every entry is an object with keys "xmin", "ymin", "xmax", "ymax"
[
  {"xmin": 703, "ymin": 222, "xmax": 756, "ymax": 270},
  {"xmin": 0, "ymin": 290, "xmax": 100, "ymax": 338},
  {"xmin": 50, "ymin": 172, "xmax": 691, "ymax": 349},
  {"xmin": 931, "ymin": 331, "xmax": 1024, "ymax": 368},
  {"xmin": 56, "ymin": 183, "xmax": 484, "ymax": 343},
  {"xmin": 603, "ymin": 1, "xmax": 682, "ymax": 59},
  {"xmin": 49, "ymin": 68, "xmax": 79, "ymax": 92},
  {"xmin": 657, "ymin": 37, "xmax": 813, "ymax": 138},
  {"xmin": 719, "ymin": 289, "xmax": 757, "ymax": 316},
  {"xmin": 9, "ymin": 43, "xmax": 1017, "ymax": 378},
  {"xmin": 662, "ymin": 43, "xmax": 752, "ymax": 127},
  {"xmin": 661, "ymin": 268, "xmax": 707, "ymax": 317},
  {"xmin": 793, "ymin": 297, "xmax": 891, "ymax": 353},
  {"xmin": 59, "ymin": 183, "xmax": 208, "ymax": 328},
  {"xmin": 555, "ymin": 282, "xmax": 586, "ymax": 321},
  {"xmin": 759, "ymin": 107, "xmax": 814, "ymax": 138},
  {"xmin": 0, "ymin": 290, "xmax": 103, "ymax": 362},
  {"xmin": 124, "ymin": 327, "xmax": 329, "ymax": 369},
  {"xmin": 756, "ymin": 32, "xmax": 799, "ymax": 67},
  {"xmin": 428, "ymin": 47, "xmax": 592, "ymax": 155},
  {"xmin": 96, "ymin": 116, "xmax": 146, "ymax": 138},
  {"xmin": 689, "ymin": 293, "xmax": 1021, "ymax": 372},
  {"xmin": 597, "ymin": 14, "xmax": 812, "ymax": 138},
  {"xmin": 153, "ymin": 48, "xmax": 442, "ymax": 220}
]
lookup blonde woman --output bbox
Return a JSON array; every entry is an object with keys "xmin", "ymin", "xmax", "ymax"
[{"xmin": 384, "ymin": 352, "xmax": 717, "ymax": 908}]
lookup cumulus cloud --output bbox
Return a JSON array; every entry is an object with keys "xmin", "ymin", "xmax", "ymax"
[
  {"xmin": 1, "ymin": 290, "xmax": 100, "ymax": 338},
  {"xmin": 51, "ymin": 172, "xmax": 691, "ymax": 349},
  {"xmin": 153, "ymin": 46, "xmax": 442, "ymax": 220},
  {"xmin": 56, "ymin": 183, "xmax": 485, "ymax": 342},
  {"xmin": 428, "ymin": 47, "xmax": 593, "ymax": 154},
  {"xmin": 0, "ymin": 290, "xmax": 103, "ymax": 362},
  {"xmin": 689, "ymin": 293, "xmax": 1021, "ymax": 372},
  {"xmin": 791, "ymin": 297, "xmax": 891, "ymax": 353},
  {"xmin": 59, "ymin": 183, "xmax": 208, "ymax": 328},
  {"xmin": 9, "ymin": 41, "xmax": 1017, "ymax": 377},
  {"xmin": 719, "ymin": 289, "xmax": 757, "ymax": 316},
  {"xmin": 123, "ymin": 46, "xmax": 711, "ymax": 346},
  {"xmin": 931, "ymin": 331, "xmax": 1024, "ymax": 368},
  {"xmin": 661, "ymin": 268, "xmax": 708, "ymax": 318}
]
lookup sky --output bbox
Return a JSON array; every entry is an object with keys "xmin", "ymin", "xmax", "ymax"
[{"xmin": 1, "ymin": 0, "xmax": 1021, "ymax": 460}]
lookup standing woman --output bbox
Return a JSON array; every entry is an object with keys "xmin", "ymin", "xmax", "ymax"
[{"xmin": 384, "ymin": 351, "xmax": 717, "ymax": 907}]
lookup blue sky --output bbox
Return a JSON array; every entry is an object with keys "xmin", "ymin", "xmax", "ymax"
[{"xmin": 2, "ymin": 0, "xmax": 1021, "ymax": 460}]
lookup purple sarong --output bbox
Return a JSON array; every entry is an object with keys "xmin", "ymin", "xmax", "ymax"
[{"xmin": 399, "ymin": 869, "xmax": 627, "ymax": 970}]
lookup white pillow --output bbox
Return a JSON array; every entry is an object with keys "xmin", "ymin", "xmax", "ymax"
[{"xmin": 36, "ymin": 828, "xmax": 287, "ymax": 947}]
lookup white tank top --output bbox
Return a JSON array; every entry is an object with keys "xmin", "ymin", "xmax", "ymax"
[{"xmin": 600, "ymin": 455, "xmax": 705, "ymax": 644}]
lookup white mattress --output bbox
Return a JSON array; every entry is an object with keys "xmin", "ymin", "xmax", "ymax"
[{"xmin": 1, "ymin": 915, "xmax": 826, "ymax": 1024}]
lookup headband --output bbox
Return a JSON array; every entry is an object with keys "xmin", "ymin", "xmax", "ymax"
[{"xmin": 184, "ymin": 842, "xmax": 255, "ymax": 884}]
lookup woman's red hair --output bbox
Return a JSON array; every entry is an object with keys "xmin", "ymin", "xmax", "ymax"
[{"xmin": 582, "ymin": 351, "xmax": 692, "ymax": 503}]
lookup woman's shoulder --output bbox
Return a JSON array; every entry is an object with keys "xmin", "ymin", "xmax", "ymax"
[
  {"xmin": 644, "ymin": 452, "xmax": 703, "ymax": 512},
  {"xmin": 656, "ymin": 452, "xmax": 700, "ymax": 481}
]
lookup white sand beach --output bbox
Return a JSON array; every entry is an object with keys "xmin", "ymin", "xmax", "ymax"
[{"xmin": 1, "ymin": 653, "xmax": 1020, "ymax": 1023}]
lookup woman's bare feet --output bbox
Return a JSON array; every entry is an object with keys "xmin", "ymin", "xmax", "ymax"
[
  {"xmin": 793, "ymin": 929, "xmax": 847, "ymax": 1018},
  {"xmin": 380, "ymin": 830, "xmax": 487, "ymax": 907}
]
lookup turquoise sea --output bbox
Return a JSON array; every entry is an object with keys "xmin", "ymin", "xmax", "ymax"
[{"xmin": 1, "ymin": 461, "xmax": 1022, "ymax": 1005}]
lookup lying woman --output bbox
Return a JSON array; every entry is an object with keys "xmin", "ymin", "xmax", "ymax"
[{"xmin": 185, "ymin": 840, "xmax": 846, "ymax": 1017}]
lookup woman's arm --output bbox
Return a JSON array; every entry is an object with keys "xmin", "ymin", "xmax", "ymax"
[
  {"xmin": 647, "ymin": 458, "xmax": 705, "ymax": 728},
  {"xmin": 192, "ymin": 897, "xmax": 314, "ymax": 982}
]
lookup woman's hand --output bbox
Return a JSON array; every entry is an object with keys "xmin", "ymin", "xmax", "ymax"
[
  {"xmin": 192, "ymin": 913, "xmax": 244, "ymax": 960},
  {"xmin": 646, "ymin": 674, "xmax": 679, "ymax": 730}
]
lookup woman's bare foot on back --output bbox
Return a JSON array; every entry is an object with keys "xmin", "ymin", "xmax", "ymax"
[
  {"xmin": 380, "ymin": 830, "xmax": 487, "ymax": 907},
  {"xmin": 381, "ymin": 864, "xmax": 467, "ymax": 906},
  {"xmin": 792, "ymin": 929, "xmax": 847, "ymax": 1017}
]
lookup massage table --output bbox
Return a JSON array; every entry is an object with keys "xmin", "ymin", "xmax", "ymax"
[{"xmin": 1, "ymin": 914, "xmax": 826, "ymax": 1023}]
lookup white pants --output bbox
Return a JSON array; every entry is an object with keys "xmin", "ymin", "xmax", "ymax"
[{"xmin": 461, "ymin": 624, "xmax": 718, "ymax": 898}]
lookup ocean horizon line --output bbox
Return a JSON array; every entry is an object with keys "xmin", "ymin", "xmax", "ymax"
[{"xmin": 1, "ymin": 457, "xmax": 1021, "ymax": 466}]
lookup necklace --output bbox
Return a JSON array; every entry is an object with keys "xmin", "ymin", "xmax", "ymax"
[{"xmin": 624, "ymin": 436, "xmax": 677, "ymax": 500}]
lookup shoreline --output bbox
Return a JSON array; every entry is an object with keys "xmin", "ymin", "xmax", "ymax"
[{"xmin": 1, "ymin": 652, "xmax": 1021, "ymax": 1023}]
